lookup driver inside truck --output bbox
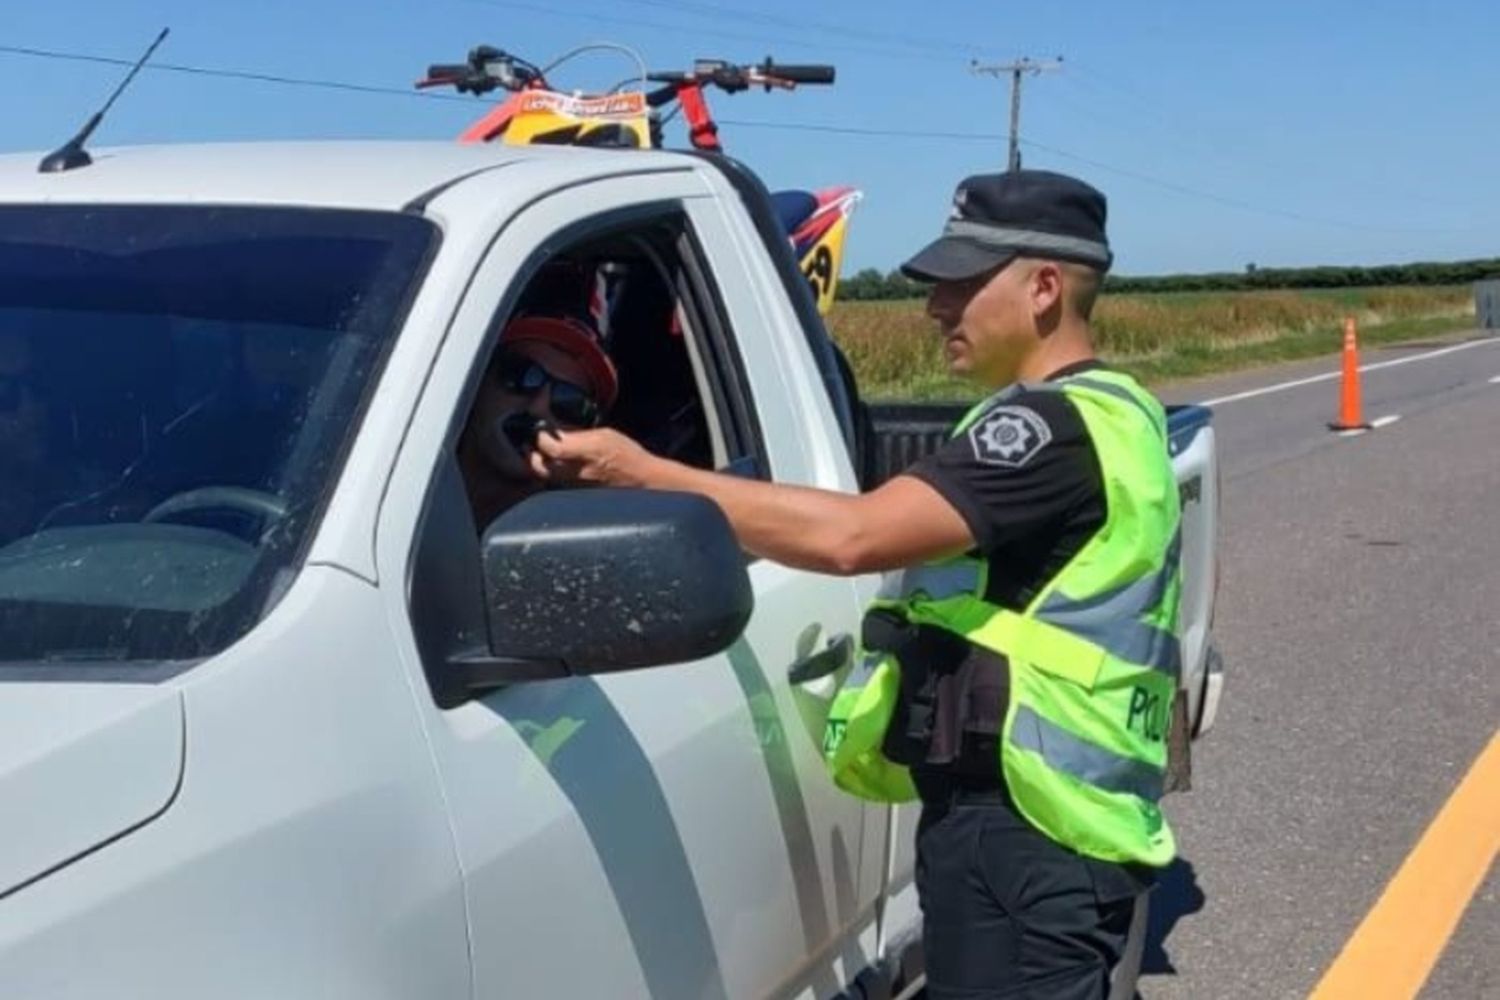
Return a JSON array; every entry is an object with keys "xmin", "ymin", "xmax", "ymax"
[{"xmin": 456, "ymin": 305, "xmax": 619, "ymax": 533}]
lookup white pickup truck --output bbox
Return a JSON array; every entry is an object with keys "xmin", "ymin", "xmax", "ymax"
[{"xmin": 0, "ymin": 141, "xmax": 1220, "ymax": 999}]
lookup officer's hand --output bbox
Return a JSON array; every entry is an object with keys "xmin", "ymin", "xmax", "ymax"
[{"xmin": 530, "ymin": 427, "xmax": 654, "ymax": 488}]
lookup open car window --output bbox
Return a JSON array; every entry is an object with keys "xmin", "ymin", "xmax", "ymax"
[{"xmin": 451, "ymin": 206, "xmax": 767, "ymax": 533}]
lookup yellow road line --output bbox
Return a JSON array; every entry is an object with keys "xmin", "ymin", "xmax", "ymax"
[{"xmin": 1309, "ymin": 730, "xmax": 1500, "ymax": 1000}]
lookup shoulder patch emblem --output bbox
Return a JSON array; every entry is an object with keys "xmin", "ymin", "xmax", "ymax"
[{"xmin": 969, "ymin": 405, "xmax": 1052, "ymax": 467}]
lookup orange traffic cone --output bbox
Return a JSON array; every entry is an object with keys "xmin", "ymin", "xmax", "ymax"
[{"xmin": 1329, "ymin": 316, "xmax": 1371, "ymax": 431}]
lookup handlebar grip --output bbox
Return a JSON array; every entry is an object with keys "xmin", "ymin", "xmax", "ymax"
[
  {"xmin": 426, "ymin": 64, "xmax": 471, "ymax": 80},
  {"xmin": 768, "ymin": 64, "xmax": 835, "ymax": 84}
]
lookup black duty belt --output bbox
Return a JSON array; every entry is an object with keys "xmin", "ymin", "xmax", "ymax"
[{"xmin": 912, "ymin": 768, "xmax": 1009, "ymax": 806}]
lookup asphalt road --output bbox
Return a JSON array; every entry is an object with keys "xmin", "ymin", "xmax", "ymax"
[{"xmin": 1138, "ymin": 331, "xmax": 1500, "ymax": 999}]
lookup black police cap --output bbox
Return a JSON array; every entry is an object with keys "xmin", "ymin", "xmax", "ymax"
[{"xmin": 901, "ymin": 170, "xmax": 1113, "ymax": 282}]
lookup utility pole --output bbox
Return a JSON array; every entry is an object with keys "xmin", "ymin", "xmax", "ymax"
[{"xmin": 971, "ymin": 56, "xmax": 1063, "ymax": 172}]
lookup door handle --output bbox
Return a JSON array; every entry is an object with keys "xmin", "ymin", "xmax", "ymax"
[{"xmin": 788, "ymin": 632, "xmax": 854, "ymax": 684}]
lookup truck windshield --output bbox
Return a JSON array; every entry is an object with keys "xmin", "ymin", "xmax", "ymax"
[{"xmin": 0, "ymin": 204, "xmax": 436, "ymax": 671}]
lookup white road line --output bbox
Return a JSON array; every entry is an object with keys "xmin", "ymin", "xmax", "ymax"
[
  {"xmin": 1201, "ymin": 338, "xmax": 1500, "ymax": 407},
  {"xmin": 1333, "ymin": 415, "xmax": 1400, "ymax": 439},
  {"xmin": 1489, "ymin": 375, "xmax": 1500, "ymax": 384}
]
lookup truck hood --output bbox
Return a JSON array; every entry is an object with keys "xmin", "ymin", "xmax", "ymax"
[{"xmin": 0, "ymin": 685, "xmax": 183, "ymax": 897}]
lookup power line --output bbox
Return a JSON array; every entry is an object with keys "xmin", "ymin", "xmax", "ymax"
[
  {"xmin": 1061, "ymin": 64, "xmax": 1479, "ymax": 216},
  {"xmin": 0, "ymin": 43, "xmax": 486, "ymax": 103},
  {"xmin": 0, "ymin": 42, "xmax": 1478, "ymax": 236},
  {"xmin": 1035, "ymin": 70, "xmax": 1351, "ymax": 204},
  {"xmin": 603, "ymin": 0, "xmax": 986, "ymax": 59},
  {"xmin": 1024, "ymin": 139, "xmax": 1479, "ymax": 235},
  {"xmin": 719, "ymin": 117, "xmax": 1002, "ymax": 141},
  {"xmin": 1061, "ymin": 65, "xmax": 1257, "ymax": 168},
  {"xmin": 1043, "ymin": 73, "xmax": 1239, "ymax": 167},
  {"xmin": 715, "ymin": 118, "xmax": 1477, "ymax": 235},
  {"xmin": 457, "ymin": 0, "xmax": 963, "ymax": 65}
]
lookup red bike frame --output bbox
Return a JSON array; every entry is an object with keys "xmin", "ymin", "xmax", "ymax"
[{"xmin": 673, "ymin": 83, "xmax": 722, "ymax": 152}]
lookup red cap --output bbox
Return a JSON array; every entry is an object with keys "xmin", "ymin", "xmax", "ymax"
[{"xmin": 500, "ymin": 315, "xmax": 619, "ymax": 412}]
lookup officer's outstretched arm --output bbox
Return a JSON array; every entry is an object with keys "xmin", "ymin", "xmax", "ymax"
[{"xmin": 532, "ymin": 427, "xmax": 974, "ymax": 575}]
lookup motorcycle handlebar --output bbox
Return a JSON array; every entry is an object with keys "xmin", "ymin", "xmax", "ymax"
[
  {"xmin": 764, "ymin": 64, "xmax": 835, "ymax": 84},
  {"xmin": 646, "ymin": 60, "xmax": 836, "ymax": 90},
  {"xmin": 426, "ymin": 64, "xmax": 472, "ymax": 80}
]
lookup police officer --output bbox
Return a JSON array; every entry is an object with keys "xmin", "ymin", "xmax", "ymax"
[{"xmin": 533, "ymin": 170, "xmax": 1181, "ymax": 1000}]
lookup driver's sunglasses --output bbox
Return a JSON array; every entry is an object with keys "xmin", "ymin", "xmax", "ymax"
[{"xmin": 492, "ymin": 352, "xmax": 601, "ymax": 429}]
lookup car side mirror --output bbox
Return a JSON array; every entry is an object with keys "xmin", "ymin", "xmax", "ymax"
[{"xmin": 449, "ymin": 488, "xmax": 753, "ymax": 697}]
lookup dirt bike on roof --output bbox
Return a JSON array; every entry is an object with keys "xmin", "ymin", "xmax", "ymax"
[{"xmin": 417, "ymin": 44, "xmax": 862, "ymax": 315}]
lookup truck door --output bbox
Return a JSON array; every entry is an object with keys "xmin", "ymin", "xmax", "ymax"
[{"xmin": 378, "ymin": 169, "xmax": 879, "ymax": 999}]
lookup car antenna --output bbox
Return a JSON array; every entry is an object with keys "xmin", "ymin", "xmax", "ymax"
[{"xmin": 38, "ymin": 27, "xmax": 170, "ymax": 174}]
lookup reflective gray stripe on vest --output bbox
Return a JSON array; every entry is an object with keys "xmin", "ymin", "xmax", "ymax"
[
  {"xmin": 1035, "ymin": 530, "xmax": 1183, "ymax": 677},
  {"xmin": 943, "ymin": 220, "xmax": 1112, "ymax": 269},
  {"xmin": 893, "ymin": 562, "xmax": 983, "ymax": 601},
  {"xmin": 1064, "ymin": 377, "xmax": 1166, "ymax": 438},
  {"xmin": 1027, "ymin": 377, "xmax": 1165, "ymax": 439},
  {"xmin": 1011, "ymin": 705, "xmax": 1164, "ymax": 801},
  {"xmin": 962, "ymin": 376, "xmax": 1162, "ymax": 440}
]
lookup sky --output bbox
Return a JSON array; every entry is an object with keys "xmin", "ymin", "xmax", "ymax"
[{"xmin": 2, "ymin": 1, "xmax": 1496, "ymax": 276}]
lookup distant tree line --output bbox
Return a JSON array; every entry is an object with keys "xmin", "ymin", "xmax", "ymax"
[
  {"xmin": 1107, "ymin": 258, "xmax": 1500, "ymax": 293},
  {"xmin": 837, "ymin": 268, "xmax": 931, "ymax": 301},
  {"xmin": 836, "ymin": 259, "xmax": 1500, "ymax": 301}
]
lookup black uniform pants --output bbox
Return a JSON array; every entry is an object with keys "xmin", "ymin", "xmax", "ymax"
[{"xmin": 914, "ymin": 782, "xmax": 1145, "ymax": 1000}]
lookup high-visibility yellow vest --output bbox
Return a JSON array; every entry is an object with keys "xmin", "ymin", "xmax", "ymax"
[{"xmin": 823, "ymin": 369, "xmax": 1182, "ymax": 866}]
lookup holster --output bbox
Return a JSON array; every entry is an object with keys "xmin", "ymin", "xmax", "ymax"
[{"xmin": 863, "ymin": 609, "xmax": 1006, "ymax": 775}]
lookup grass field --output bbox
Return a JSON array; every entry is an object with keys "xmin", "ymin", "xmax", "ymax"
[{"xmin": 827, "ymin": 286, "xmax": 1476, "ymax": 401}]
